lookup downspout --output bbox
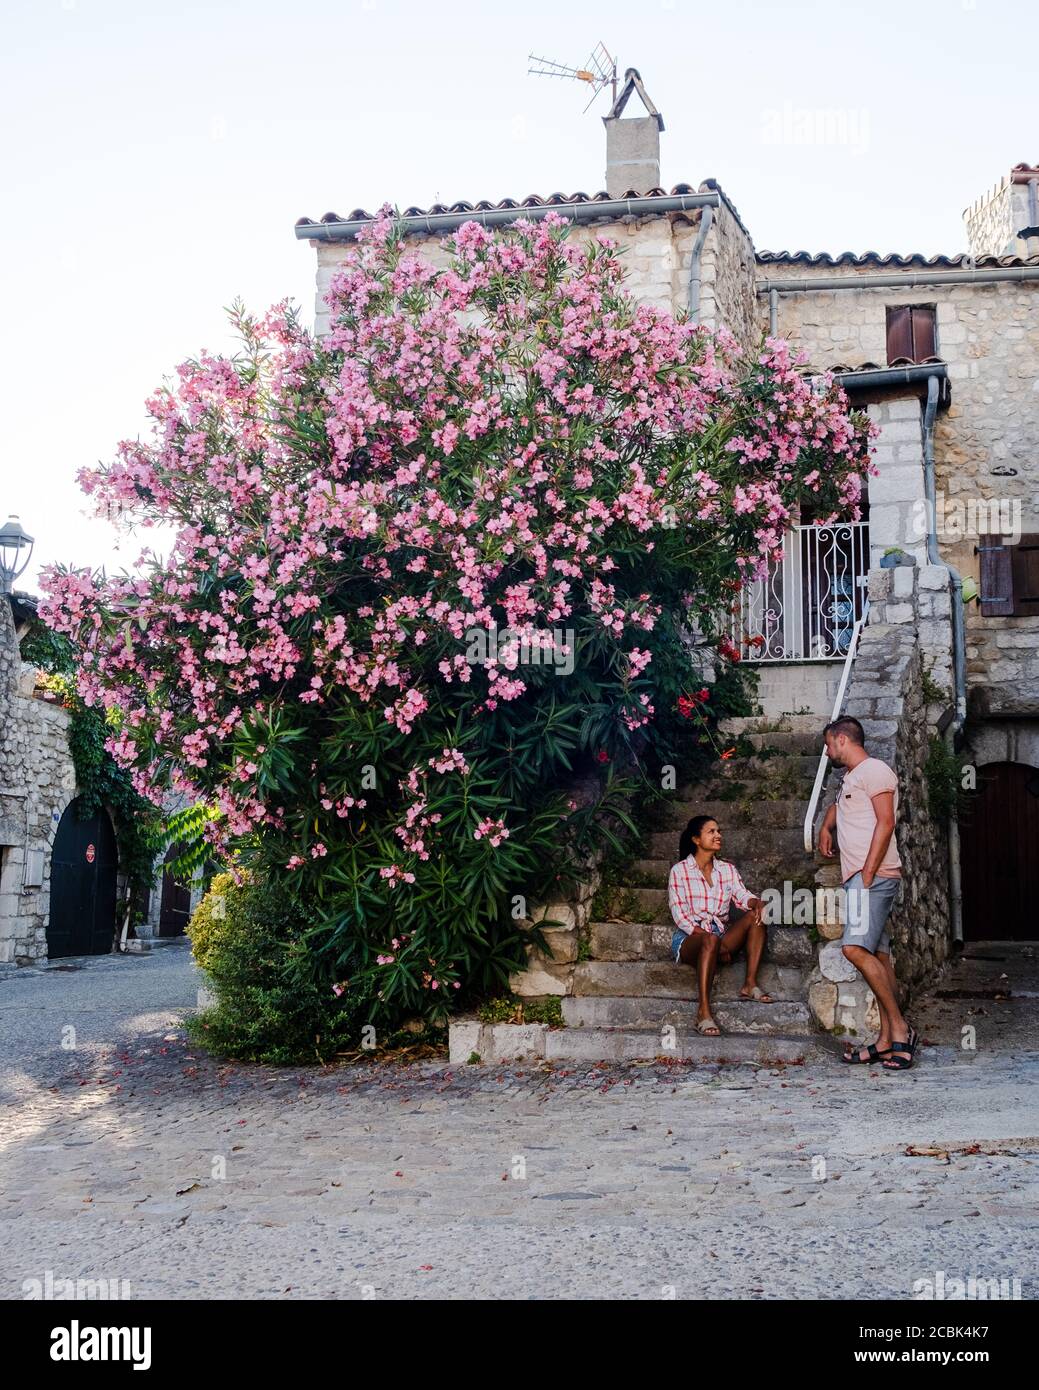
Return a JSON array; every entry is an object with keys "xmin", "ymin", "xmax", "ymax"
[
  {"xmin": 686, "ymin": 204, "xmax": 713, "ymax": 323},
  {"xmin": 769, "ymin": 287, "xmax": 778, "ymax": 336},
  {"xmin": 922, "ymin": 373, "xmax": 966, "ymax": 946}
]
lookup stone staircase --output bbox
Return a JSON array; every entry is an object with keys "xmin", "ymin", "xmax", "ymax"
[
  {"xmin": 449, "ymin": 715, "xmax": 841, "ymax": 1065},
  {"xmin": 549, "ymin": 715, "xmax": 827, "ymax": 1061}
]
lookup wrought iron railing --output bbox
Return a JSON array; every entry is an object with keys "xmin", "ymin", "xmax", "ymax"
[{"xmin": 728, "ymin": 522, "xmax": 869, "ymax": 662}]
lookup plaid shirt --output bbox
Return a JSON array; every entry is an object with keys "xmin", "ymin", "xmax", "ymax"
[{"xmin": 668, "ymin": 856, "xmax": 756, "ymax": 938}]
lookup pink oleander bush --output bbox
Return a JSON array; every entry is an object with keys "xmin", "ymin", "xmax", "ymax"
[{"xmin": 41, "ymin": 208, "xmax": 873, "ymax": 1046}]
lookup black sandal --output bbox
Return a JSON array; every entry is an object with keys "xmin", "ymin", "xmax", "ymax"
[
  {"xmin": 882, "ymin": 1034, "xmax": 916, "ymax": 1071},
  {"xmin": 841, "ymin": 1042, "xmax": 892, "ymax": 1065}
]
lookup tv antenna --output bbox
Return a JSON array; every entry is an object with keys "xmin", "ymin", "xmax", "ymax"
[{"xmin": 528, "ymin": 41, "xmax": 618, "ymax": 114}]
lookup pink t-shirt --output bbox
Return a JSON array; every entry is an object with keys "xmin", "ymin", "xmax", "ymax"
[{"xmin": 836, "ymin": 756, "xmax": 902, "ymax": 882}]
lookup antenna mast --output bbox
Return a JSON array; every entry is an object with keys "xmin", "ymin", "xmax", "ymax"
[{"xmin": 527, "ymin": 41, "xmax": 617, "ymax": 113}]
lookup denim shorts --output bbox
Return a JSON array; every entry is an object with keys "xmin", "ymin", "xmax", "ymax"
[
  {"xmin": 671, "ymin": 928, "xmax": 688, "ymax": 963},
  {"xmin": 840, "ymin": 871, "xmax": 900, "ymax": 954}
]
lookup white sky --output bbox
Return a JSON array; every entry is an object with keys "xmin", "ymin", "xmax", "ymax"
[{"xmin": 3, "ymin": 0, "xmax": 1036, "ymax": 589}]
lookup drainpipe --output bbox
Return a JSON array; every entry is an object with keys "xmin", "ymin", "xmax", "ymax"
[
  {"xmin": 922, "ymin": 372, "xmax": 967, "ymax": 946},
  {"xmin": 686, "ymin": 204, "xmax": 713, "ymax": 323},
  {"xmin": 759, "ymin": 265, "xmax": 1039, "ymax": 300}
]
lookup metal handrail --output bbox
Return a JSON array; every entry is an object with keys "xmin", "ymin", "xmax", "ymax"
[{"xmin": 802, "ymin": 598, "xmax": 870, "ymax": 854}]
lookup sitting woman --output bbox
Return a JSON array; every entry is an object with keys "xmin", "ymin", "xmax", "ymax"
[{"xmin": 668, "ymin": 814, "xmax": 772, "ymax": 1036}]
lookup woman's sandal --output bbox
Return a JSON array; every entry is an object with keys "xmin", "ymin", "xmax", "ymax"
[
  {"xmin": 696, "ymin": 1016, "xmax": 721, "ymax": 1036},
  {"xmin": 841, "ymin": 1042, "xmax": 892, "ymax": 1065},
  {"xmin": 740, "ymin": 985, "xmax": 773, "ymax": 1003}
]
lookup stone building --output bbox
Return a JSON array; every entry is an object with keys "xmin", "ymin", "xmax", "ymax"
[
  {"xmin": 295, "ymin": 78, "xmax": 1038, "ymax": 979},
  {"xmin": 0, "ymin": 592, "xmax": 199, "ymax": 966}
]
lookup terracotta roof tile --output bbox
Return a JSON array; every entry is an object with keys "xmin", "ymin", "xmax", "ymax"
[
  {"xmin": 756, "ymin": 250, "xmax": 1039, "ymax": 268},
  {"xmin": 295, "ymin": 182, "xmax": 736, "ymax": 230}
]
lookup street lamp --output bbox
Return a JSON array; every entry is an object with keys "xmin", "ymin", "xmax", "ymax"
[{"xmin": 0, "ymin": 516, "xmax": 34, "ymax": 594}]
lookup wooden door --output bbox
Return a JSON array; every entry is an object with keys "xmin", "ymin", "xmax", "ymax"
[
  {"xmin": 47, "ymin": 799, "xmax": 118, "ymax": 958},
  {"xmin": 960, "ymin": 762, "xmax": 1039, "ymax": 940},
  {"xmin": 158, "ymin": 846, "xmax": 192, "ymax": 937}
]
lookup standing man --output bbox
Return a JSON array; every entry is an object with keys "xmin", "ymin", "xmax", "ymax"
[{"xmin": 818, "ymin": 716, "xmax": 917, "ymax": 1071}]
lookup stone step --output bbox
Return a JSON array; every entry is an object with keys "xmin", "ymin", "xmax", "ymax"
[
  {"xmin": 658, "ymin": 799, "xmax": 810, "ymax": 830},
  {"xmin": 644, "ymin": 824, "xmax": 808, "ymax": 859},
  {"xmin": 561, "ymin": 994, "xmax": 815, "ymax": 1034},
  {"xmin": 543, "ymin": 1028, "xmax": 824, "ymax": 1063},
  {"xmin": 710, "ymin": 754, "xmax": 821, "ymax": 781},
  {"xmin": 447, "ymin": 1016, "xmax": 826, "ymax": 1066},
  {"xmin": 629, "ymin": 857, "xmax": 816, "ymax": 892},
  {"xmin": 743, "ymin": 731, "xmax": 825, "ymax": 755},
  {"xmin": 717, "ymin": 714, "xmax": 825, "ymax": 736},
  {"xmin": 587, "ymin": 920, "xmax": 816, "ymax": 966},
  {"xmin": 570, "ymin": 959, "xmax": 804, "ymax": 1000}
]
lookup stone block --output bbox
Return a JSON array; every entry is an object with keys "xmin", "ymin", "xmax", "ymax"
[
  {"xmin": 820, "ymin": 941, "xmax": 858, "ymax": 982},
  {"xmin": 892, "ymin": 566, "xmax": 916, "ymax": 598},
  {"xmin": 509, "ymin": 962, "xmax": 572, "ymax": 997},
  {"xmin": 488, "ymin": 1023, "xmax": 548, "ymax": 1061},
  {"xmin": 532, "ymin": 903, "xmax": 577, "ymax": 931},
  {"xmin": 530, "ymin": 928, "xmax": 578, "ymax": 966},
  {"xmin": 885, "ymin": 603, "xmax": 915, "ymax": 624},
  {"xmin": 867, "ymin": 570, "xmax": 893, "ymax": 601},
  {"xmin": 919, "ymin": 564, "xmax": 948, "ymax": 591},
  {"xmin": 808, "ymin": 979, "xmax": 838, "ymax": 1030},
  {"xmin": 448, "ymin": 1019, "xmax": 487, "ymax": 1064}
]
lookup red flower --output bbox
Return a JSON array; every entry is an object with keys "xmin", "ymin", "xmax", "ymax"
[
  {"xmin": 748, "ymin": 635, "xmax": 765, "ymax": 649},
  {"xmin": 595, "ymin": 748, "xmax": 610, "ymax": 764},
  {"xmin": 720, "ymin": 747, "xmax": 736, "ymax": 760},
  {"xmin": 718, "ymin": 637, "xmax": 741, "ymax": 663}
]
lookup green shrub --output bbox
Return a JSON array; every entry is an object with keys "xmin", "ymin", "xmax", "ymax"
[{"xmin": 185, "ymin": 873, "xmax": 365, "ymax": 1064}]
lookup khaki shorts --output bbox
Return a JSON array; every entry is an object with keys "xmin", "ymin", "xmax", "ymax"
[{"xmin": 840, "ymin": 871, "xmax": 900, "ymax": 955}]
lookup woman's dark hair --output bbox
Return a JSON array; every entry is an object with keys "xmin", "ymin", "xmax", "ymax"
[{"xmin": 679, "ymin": 815, "xmax": 717, "ymax": 861}]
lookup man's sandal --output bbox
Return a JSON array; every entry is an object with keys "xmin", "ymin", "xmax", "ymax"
[
  {"xmin": 841, "ymin": 1043, "xmax": 891, "ymax": 1065},
  {"xmin": 696, "ymin": 1016, "xmax": 721, "ymax": 1036},
  {"xmin": 882, "ymin": 1027, "xmax": 919, "ymax": 1071}
]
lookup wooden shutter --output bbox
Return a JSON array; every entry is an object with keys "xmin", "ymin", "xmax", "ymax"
[
  {"xmin": 910, "ymin": 307, "xmax": 937, "ymax": 360},
  {"xmin": 886, "ymin": 306, "xmax": 913, "ymax": 364},
  {"xmin": 1011, "ymin": 534, "xmax": 1039, "ymax": 617},
  {"xmin": 977, "ymin": 534, "xmax": 1015, "ymax": 615},
  {"xmin": 886, "ymin": 305, "xmax": 937, "ymax": 364}
]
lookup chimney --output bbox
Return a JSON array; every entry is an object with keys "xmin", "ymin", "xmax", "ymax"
[
  {"xmin": 964, "ymin": 164, "xmax": 1039, "ymax": 260},
  {"xmin": 602, "ymin": 68, "xmax": 664, "ymax": 197}
]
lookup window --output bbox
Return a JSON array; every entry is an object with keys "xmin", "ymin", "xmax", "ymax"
[
  {"xmin": 885, "ymin": 305, "xmax": 937, "ymax": 365},
  {"xmin": 977, "ymin": 533, "xmax": 1039, "ymax": 617}
]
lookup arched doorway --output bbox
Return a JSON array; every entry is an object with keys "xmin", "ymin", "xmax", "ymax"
[
  {"xmin": 960, "ymin": 761, "xmax": 1039, "ymax": 941},
  {"xmin": 158, "ymin": 845, "xmax": 192, "ymax": 937},
  {"xmin": 47, "ymin": 798, "xmax": 118, "ymax": 958}
]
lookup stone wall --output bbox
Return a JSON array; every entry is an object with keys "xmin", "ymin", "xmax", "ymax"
[
  {"xmin": 765, "ymin": 266, "xmax": 1039, "ymax": 720},
  {"xmin": 507, "ymin": 871, "xmax": 601, "ymax": 1000},
  {"xmin": 310, "ymin": 189, "xmax": 758, "ymax": 349},
  {"xmin": 963, "ymin": 176, "xmax": 1017, "ymax": 260},
  {"xmin": 0, "ymin": 598, "xmax": 80, "ymax": 964},
  {"xmin": 807, "ymin": 564, "xmax": 954, "ymax": 1036},
  {"xmin": 696, "ymin": 194, "xmax": 758, "ymax": 349}
]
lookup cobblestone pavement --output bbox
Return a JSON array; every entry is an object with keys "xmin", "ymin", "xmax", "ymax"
[{"xmin": 1, "ymin": 942, "xmax": 1037, "ymax": 1299}]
